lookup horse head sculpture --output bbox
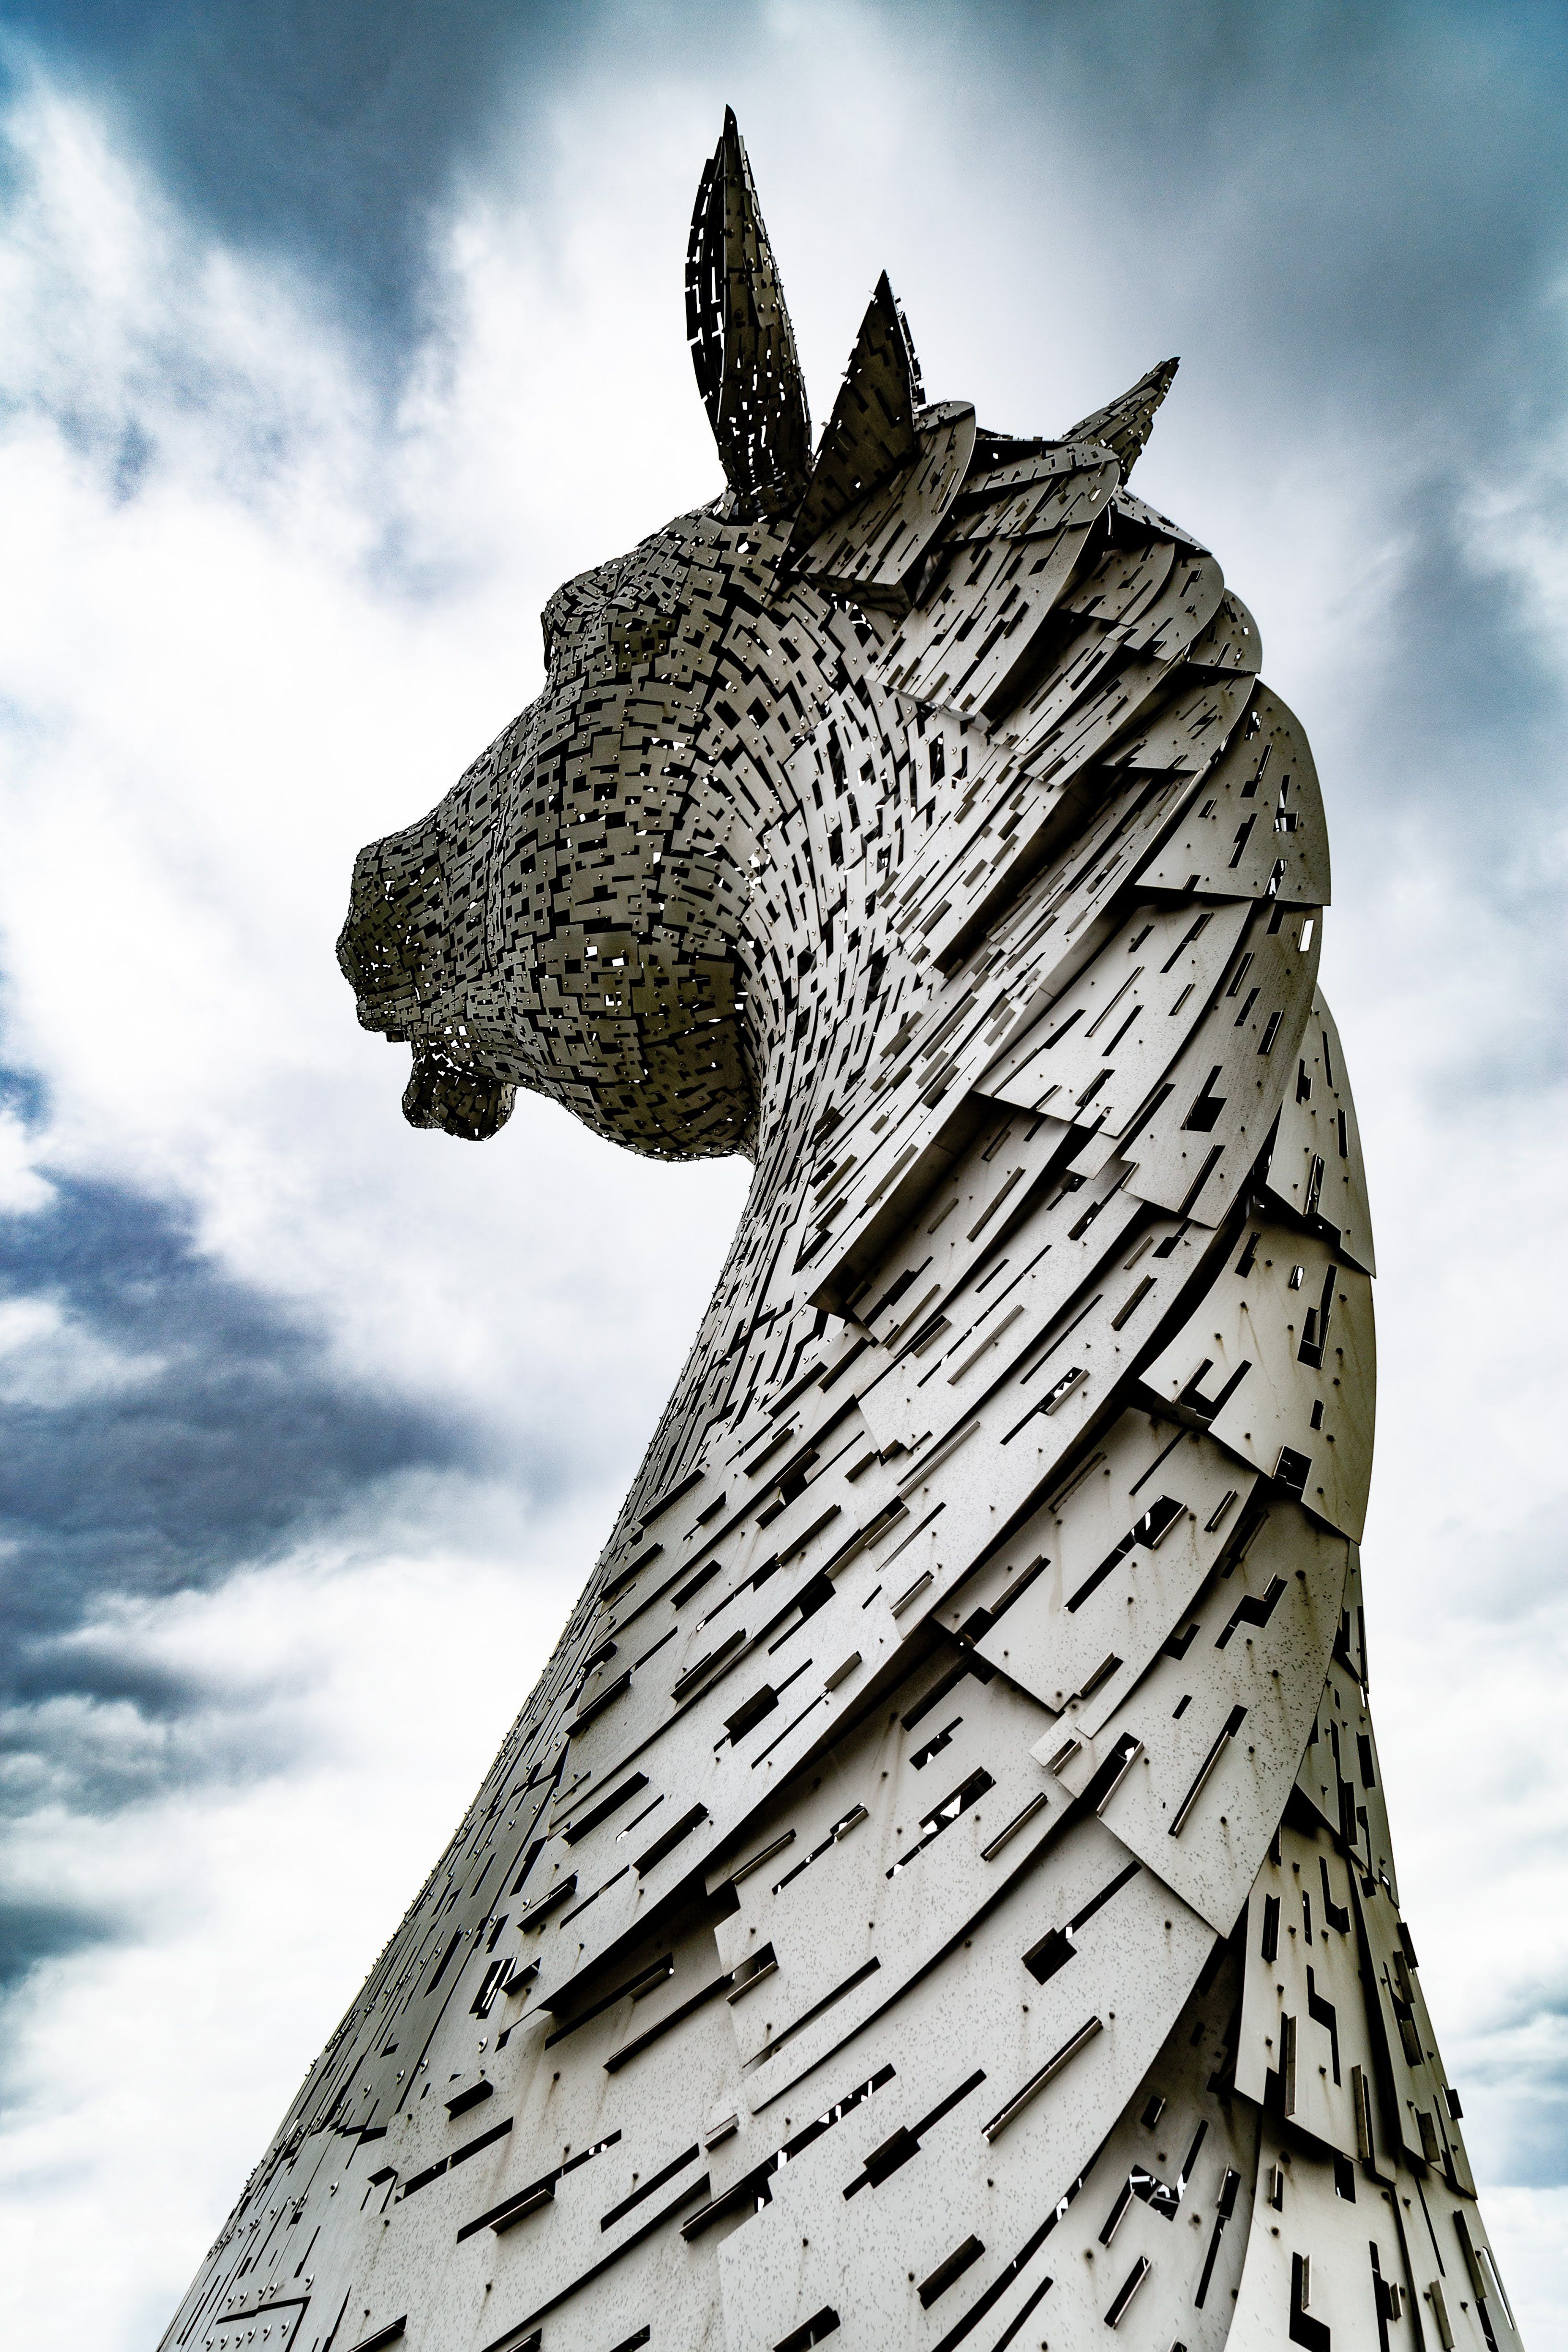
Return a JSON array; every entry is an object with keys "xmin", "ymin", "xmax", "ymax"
[
  {"xmin": 335, "ymin": 108, "xmax": 1180, "ymax": 1182},
  {"xmin": 165, "ymin": 114, "xmax": 1516, "ymax": 2352}
]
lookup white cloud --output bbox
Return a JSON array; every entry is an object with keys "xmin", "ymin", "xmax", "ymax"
[
  {"xmin": 0, "ymin": 1113, "xmax": 53, "ymax": 1215},
  {"xmin": 0, "ymin": 1525, "xmax": 592, "ymax": 2350},
  {"xmin": 0, "ymin": 1294, "xmax": 165, "ymax": 1405}
]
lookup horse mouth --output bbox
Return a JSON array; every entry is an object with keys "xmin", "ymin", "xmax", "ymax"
[
  {"xmin": 401, "ymin": 1041, "xmax": 515, "ymax": 1142},
  {"xmin": 337, "ymin": 844, "xmax": 515, "ymax": 1143}
]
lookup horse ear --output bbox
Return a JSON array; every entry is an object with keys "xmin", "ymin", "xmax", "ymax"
[
  {"xmin": 1066, "ymin": 356, "xmax": 1179, "ymax": 476},
  {"xmin": 686, "ymin": 109, "xmax": 812, "ymax": 518},
  {"xmin": 789, "ymin": 272, "xmax": 923, "ymax": 552}
]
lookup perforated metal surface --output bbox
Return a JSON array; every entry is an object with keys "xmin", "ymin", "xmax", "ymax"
[{"xmin": 166, "ymin": 115, "xmax": 1521, "ymax": 2352}]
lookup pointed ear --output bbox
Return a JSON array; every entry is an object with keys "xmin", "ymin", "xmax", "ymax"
[
  {"xmin": 686, "ymin": 109, "xmax": 812, "ymax": 518},
  {"xmin": 789, "ymin": 272, "xmax": 923, "ymax": 551},
  {"xmin": 1066, "ymin": 356, "xmax": 1179, "ymax": 476}
]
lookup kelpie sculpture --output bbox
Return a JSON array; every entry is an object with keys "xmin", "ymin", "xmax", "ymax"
[{"xmin": 165, "ymin": 112, "xmax": 1520, "ymax": 2352}]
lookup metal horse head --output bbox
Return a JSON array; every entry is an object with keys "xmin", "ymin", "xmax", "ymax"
[
  {"xmin": 335, "ymin": 112, "xmax": 1182, "ymax": 1180},
  {"xmin": 172, "ymin": 116, "xmax": 1506, "ymax": 2352}
]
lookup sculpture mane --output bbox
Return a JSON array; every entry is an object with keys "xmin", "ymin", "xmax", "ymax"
[{"xmin": 167, "ymin": 112, "xmax": 1521, "ymax": 2352}]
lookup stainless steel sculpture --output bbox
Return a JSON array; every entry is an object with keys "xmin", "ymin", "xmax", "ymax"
[{"xmin": 164, "ymin": 115, "xmax": 1523, "ymax": 2352}]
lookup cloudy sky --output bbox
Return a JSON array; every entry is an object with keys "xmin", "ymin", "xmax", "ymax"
[{"xmin": 0, "ymin": 2, "xmax": 1562, "ymax": 2342}]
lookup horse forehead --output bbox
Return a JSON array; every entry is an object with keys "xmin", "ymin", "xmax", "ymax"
[
  {"xmin": 539, "ymin": 565, "xmax": 611, "ymax": 644},
  {"xmin": 542, "ymin": 521, "xmax": 712, "ymax": 645}
]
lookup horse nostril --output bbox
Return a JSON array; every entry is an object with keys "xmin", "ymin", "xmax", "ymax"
[
  {"xmin": 336, "ymin": 832, "xmax": 443, "ymax": 1020},
  {"xmin": 336, "ymin": 897, "xmax": 405, "ymax": 1010}
]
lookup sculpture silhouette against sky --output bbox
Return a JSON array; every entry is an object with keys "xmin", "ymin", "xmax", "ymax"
[{"xmin": 164, "ymin": 114, "xmax": 1523, "ymax": 2352}]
